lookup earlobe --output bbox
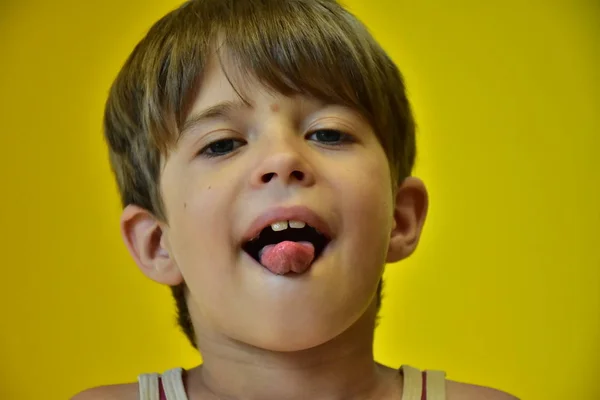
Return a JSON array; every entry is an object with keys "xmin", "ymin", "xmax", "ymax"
[
  {"xmin": 386, "ymin": 177, "xmax": 429, "ymax": 263},
  {"xmin": 120, "ymin": 204, "xmax": 183, "ymax": 286}
]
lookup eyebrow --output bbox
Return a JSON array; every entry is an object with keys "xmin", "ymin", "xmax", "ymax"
[{"xmin": 181, "ymin": 100, "xmax": 250, "ymax": 135}]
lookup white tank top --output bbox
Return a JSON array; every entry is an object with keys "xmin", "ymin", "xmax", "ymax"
[{"xmin": 138, "ymin": 365, "xmax": 446, "ymax": 400}]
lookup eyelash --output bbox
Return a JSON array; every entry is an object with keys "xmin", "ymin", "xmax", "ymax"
[
  {"xmin": 199, "ymin": 138, "xmax": 246, "ymax": 158},
  {"xmin": 198, "ymin": 129, "xmax": 355, "ymax": 158}
]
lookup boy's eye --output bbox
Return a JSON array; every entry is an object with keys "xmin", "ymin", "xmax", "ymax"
[
  {"xmin": 200, "ymin": 138, "xmax": 245, "ymax": 157},
  {"xmin": 307, "ymin": 129, "xmax": 353, "ymax": 145}
]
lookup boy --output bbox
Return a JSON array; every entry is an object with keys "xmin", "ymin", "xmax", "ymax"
[{"xmin": 75, "ymin": 0, "xmax": 518, "ymax": 398}]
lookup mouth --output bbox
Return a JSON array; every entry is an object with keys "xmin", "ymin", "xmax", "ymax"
[
  {"xmin": 242, "ymin": 220, "xmax": 331, "ymax": 266},
  {"xmin": 241, "ymin": 206, "xmax": 333, "ymax": 274}
]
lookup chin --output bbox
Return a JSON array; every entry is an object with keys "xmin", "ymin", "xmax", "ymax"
[
  {"xmin": 233, "ymin": 306, "xmax": 364, "ymax": 353},
  {"xmin": 243, "ymin": 329, "xmax": 336, "ymax": 353}
]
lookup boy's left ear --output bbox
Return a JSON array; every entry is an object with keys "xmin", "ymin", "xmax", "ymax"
[{"xmin": 386, "ymin": 177, "xmax": 429, "ymax": 263}]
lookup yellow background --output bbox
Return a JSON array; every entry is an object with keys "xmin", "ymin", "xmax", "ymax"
[{"xmin": 0, "ymin": 1, "xmax": 598, "ymax": 399}]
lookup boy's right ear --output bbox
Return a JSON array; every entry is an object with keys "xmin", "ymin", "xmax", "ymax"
[{"xmin": 119, "ymin": 204, "xmax": 183, "ymax": 286}]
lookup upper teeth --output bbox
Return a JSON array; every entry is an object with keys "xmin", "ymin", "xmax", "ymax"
[{"xmin": 271, "ymin": 220, "xmax": 306, "ymax": 231}]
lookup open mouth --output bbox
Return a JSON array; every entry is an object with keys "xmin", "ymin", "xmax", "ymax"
[{"xmin": 242, "ymin": 221, "xmax": 330, "ymax": 266}]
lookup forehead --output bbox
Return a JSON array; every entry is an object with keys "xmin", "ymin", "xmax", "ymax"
[
  {"xmin": 185, "ymin": 54, "xmax": 323, "ymax": 123},
  {"xmin": 191, "ymin": 55, "xmax": 242, "ymax": 110}
]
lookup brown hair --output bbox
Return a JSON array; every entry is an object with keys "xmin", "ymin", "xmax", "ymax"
[{"xmin": 104, "ymin": 0, "xmax": 416, "ymax": 348}]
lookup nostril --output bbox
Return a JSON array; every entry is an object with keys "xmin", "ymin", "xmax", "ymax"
[
  {"xmin": 261, "ymin": 172, "xmax": 276, "ymax": 183},
  {"xmin": 291, "ymin": 170, "xmax": 304, "ymax": 181},
  {"xmin": 260, "ymin": 170, "xmax": 304, "ymax": 183}
]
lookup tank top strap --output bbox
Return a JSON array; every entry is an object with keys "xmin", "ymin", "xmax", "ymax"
[
  {"xmin": 400, "ymin": 365, "xmax": 423, "ymax": 400},
  {"xmin": 138, "ymin": 372, "xmax": 160, "ymax": 400},
  {"xmin": 424, "ymin": 370, "xmax": 446, "ymax": 400},
  {"xmin": 400, "ymin": 365, "xmax": 447, "ymax": 400},
  {"xmin": 160, "ymin": 368, "xmax": 189, "ymax": 400}
]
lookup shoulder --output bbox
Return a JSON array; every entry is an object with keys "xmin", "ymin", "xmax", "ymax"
[
  {"xmin": 446, "ymin": 380, "xmax": 520, "ymax": 400},
  {"xmin": 70, "ymin": 383, "xmax": 139, "ymax": 400}
]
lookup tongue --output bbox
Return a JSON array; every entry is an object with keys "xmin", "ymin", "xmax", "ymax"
[{"xmin": 259, "ymin": 241, "xmax": 315, "ymax": 275}]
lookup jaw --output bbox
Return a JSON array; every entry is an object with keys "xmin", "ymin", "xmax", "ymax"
[{"xmin": 214, "ymin": 238, "xmax": 386, "ymax": 353}]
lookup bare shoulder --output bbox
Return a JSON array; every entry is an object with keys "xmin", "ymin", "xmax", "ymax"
[
  {"xmin": 71, "ymin": 382, "xmax": 139, "ymax": 400},
  {"xmin": 446, "ymin": 380, "xmax": 519, "ymax": 400}
]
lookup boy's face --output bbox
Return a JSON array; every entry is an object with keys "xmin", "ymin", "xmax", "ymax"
[{"xmin": 125, "ymin": 56, "xmax": 426, "ymax": 352}]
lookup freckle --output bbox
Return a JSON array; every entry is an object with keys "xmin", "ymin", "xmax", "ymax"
[
  {"xmin": 184, "ymin": 202, "xmax": 187, "ymax": 209},
  {"xmin": 207, "ymin": 185, "xmax": 212, "ymax": 190},
  {"xmin": 270, "ymin": 103, "xmax": 280, "ymax": 113}
]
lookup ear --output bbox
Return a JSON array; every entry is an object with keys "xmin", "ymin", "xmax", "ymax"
[
  {"xmin": 120, "ymin": 204, "xmax": 183, "ymax": 286},
  {"xmin": 386, "ymin": 177, "xmax": 429, "ymax": 263}
]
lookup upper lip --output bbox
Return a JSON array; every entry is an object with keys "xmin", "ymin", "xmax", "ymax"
[{"xmin": 242, "ymin": 205, "xmax": 333, "ymax": 243}]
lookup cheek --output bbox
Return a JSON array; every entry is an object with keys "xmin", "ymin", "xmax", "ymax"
[
  {"xmin": 167, "ymin": 182, "xmax": 234, "ymax": 273},
  {"xmin": 343, "ymin": 152, "xmax": 394, "ymax": 223},
  {"xmin": 336, "ymin": 150, "xmax": 395, "ymax": 255},
  {"xmin": 167, "ymin": 184, "xmax": 240, "ymax": 319}
]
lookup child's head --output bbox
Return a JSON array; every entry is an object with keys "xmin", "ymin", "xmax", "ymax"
[{"xmin": 105, "ymin": 0, "xmax": 427, "ymax": 351}]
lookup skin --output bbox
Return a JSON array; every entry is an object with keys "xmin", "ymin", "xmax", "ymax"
[{"xmin": 72, "ymin": 55, "xmax": 518, "ymax": 400}]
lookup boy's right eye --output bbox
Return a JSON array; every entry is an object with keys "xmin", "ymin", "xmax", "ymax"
[{"xmin": 199, "ymin": 138, "xmax": 245, "ymax": 158}]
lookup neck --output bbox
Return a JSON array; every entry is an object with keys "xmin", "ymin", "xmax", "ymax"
[{"xmin": 187, "ymin": 303, "xmax": 400, "ymax": 400}]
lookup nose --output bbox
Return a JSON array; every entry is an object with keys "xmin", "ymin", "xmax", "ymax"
[{"xmin": 250, "ymin": 141, "xmax": 315, "ymax": 188}]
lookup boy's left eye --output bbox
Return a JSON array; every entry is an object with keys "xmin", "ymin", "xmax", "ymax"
[{"xmin": 307, "ymin": 129, "xmax": 353, "ymax": 145}]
